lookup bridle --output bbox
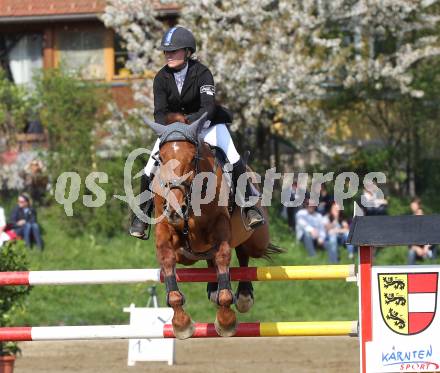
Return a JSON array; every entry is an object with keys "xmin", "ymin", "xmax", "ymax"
[
  {"xmin": 156, "ymin": 139, "xmax": 202, "ymax": 242},
  {"xmin": 153, "ymin": 137, "xmax": 224, "ymax": 261}
]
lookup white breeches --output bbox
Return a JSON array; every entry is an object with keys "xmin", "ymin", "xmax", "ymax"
[{"xmin": 144, "ymin": 123, "xmax": 240, "ymax": 176}]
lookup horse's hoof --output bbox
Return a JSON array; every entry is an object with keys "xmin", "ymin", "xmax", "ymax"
[
  {"xmin": 235, "ymin": 292, "xmax": 254, "ymax": 313},
  {"xmin": 214, "ymin": 316, "xmax": 238, "ymax": 337},
  {"xmin": 173, "ymin": 320, "xmax": 195, "ymax": 340}
]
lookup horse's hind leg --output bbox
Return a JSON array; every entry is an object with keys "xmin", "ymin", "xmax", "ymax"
[{"xmin": 235, "ymin": 245, "xmax": 254, "ymax": 313}]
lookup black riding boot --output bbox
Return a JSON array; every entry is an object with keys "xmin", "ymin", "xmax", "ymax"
[
  {"xmin": 129, "ymin": 174, "xmax": 154, "ymax": 240},
  {"xmin": 232, "ymin": 158, "xmax": 265, "ymax": 229}
]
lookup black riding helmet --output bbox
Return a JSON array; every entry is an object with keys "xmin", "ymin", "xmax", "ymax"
[{"xmin": 159, "ymin": 26, "xmax": 196, "ymax": 53}]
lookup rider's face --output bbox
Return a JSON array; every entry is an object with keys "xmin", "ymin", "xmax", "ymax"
[{"xmin": 164, "ymin": 49, "xmax": 186, "ymax": 69}]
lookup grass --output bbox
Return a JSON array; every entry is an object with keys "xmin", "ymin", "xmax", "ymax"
[{"xmin": 11, "ymin": 198, "xmax": 439, "ymax": 327}]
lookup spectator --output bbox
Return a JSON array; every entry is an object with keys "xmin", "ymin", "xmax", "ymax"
[
  {"xmin": 0, "ymin": 205, "xmax": 17, "ymax": 247},
  {"xmin": 322, "ymin": 202, "xmax": 355, "ymax": 263},
  {"xmin": 409, "ymin": 196, "xmax": 421, "ymax": 215},
  {"xmin": 408, "ymin": 208, "xmax": 436, "ymax": 265},
  {"xmin": 10, "ymin": 193, "xmax": 44, "ymax": 250},
  {"xmin": 0, "ymin": 206, "xmax": 9, "ymax": 247},
  {"xmin": 295, "ymin": 197, "xmax": 326, "ymax": 257},
  {"xmin": 0, "ymin": 206, "xmax": 5, "ymax": 228},
  {"xmin": 25, "ymin": 119, "xmax": 44, "ymax": 135},
  {"xmin": 361, "ymin": 182, "xmax": 388, "ymax": 216},
  {"xmin": 316, "ymin": 184, "xmax": 333, "ymax": 216},
  {"xmin": 23, "ymin": 159, "xmax": 48, "ymax": 204},
  {"xmin": 286, "ymin": 181, "xmax": 303, "ymax": 231}
]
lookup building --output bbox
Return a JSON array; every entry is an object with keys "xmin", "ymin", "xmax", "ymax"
[
  {"xmin": 0, "ymin": 0, "xmax": 179, "ymax": 108},
  {"xmin": 0, "ymin": 0, "xmax": 179, "ymax": 191}
]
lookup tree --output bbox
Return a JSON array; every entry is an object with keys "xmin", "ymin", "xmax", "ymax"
[
  {"xmin": 103, "ymin": 0, "xmax": 440, "ymax": 186},
  {"xmin": 0, "ymin": 70, "xmax": 34, "ymax": 190},
  {"xmin": 0, "ymin": 70, "xmax": 30, "ymax": 147},
  {"xmin": 321, "ymin": 0, "xmax": 440, "ymax": 195},
  {"xmin": 101, "ymin": 0, "xmax": 165, "ymax": 115},
  {"xmin": 103, "ymin": 0, "xmax": 343, "ymax": 168},
  {"xmin": 179, "ymin": 0, "xmax": 344, "ymax": 166}
]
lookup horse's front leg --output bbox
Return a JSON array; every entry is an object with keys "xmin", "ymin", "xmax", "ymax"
[
  {"xmin": 213, "ymin": 240, "xmax": 237, "ymax": 337},
  {"xmin": 206, "ymin": 259, "xmax": 218, "ymax": 304},
  {"xmin": 235, "ymin": 245, "xmax": 254, "ymax": 313},
  {"xmin": 156, "ymin": 225, "xmax": 194, "ymax": 339}
]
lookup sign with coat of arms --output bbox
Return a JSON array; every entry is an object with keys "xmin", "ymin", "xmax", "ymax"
[
  {"xmin": 378, "ymin": 272, "xmax": 438, "ymax": 335},
  {"xmin": 366, "ymin": 266, "xmax": 440, "ymax": 373}
]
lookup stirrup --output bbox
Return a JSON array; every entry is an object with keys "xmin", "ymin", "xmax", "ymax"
[
  {"xmin": 246, "ymin": 207, "xmax": 265, "ymax": 229},
  {"xmin": 129, "ymin": 219, "xmax": 151, "ymax": 240},
  {"xmin": 129, "ymin": 203, "xmax": 153, "ymax": 240},
  {"xmin": 130, "ymin": 173, "xmax": 154, "ymax": 240},
  {"xmin": 240, "ymin": 205, "xmax": 265, "ymax": 231}
]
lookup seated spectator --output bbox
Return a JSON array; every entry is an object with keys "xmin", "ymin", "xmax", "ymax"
[
  {"xmin": 408, "ymin": 208, "xmax": 436, "ymax": 265},
  {"xmin": 295, "ymin": 197, "xmax": 326, "ymax": 257},
  {"xmin": 10, "ymin": 193, "xmax": 44, "ymax": 250},
  {"xmin": 322, "ymin": 202, "xmax": 355, "ymax": 263},
  {"xmin": 361, "ymin": 182, "xmax": 388, "ymax": 216}
]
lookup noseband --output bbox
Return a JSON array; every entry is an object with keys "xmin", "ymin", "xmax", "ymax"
[{"xmin": 161, "ymin": 179, "xmax": 192, "ymax": 232}]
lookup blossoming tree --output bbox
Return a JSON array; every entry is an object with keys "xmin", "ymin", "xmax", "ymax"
[{"xmin": 103, "ymin": 0, "xmax": 439, "ymax": 178}]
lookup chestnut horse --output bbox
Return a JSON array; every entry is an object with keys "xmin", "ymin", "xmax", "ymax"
[{"xmin": 143, "ymin": 113, "xmax": 280, "ymax": 339}]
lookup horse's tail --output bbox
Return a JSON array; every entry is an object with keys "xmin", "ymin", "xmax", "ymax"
[{"xmin": 262, "ymin": 242, "xmax": 285, "ymax": 261}]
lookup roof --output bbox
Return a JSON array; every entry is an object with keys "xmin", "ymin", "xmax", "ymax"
[
  {"xmin": 0, "ymin": 0, "xmax": 179, "ymax": 18},
  {"xmin": 0, "ymin": 0, "xmax": 106, "ymax": 17},
  {"xmin": 347, "ymin": 215, "xmax": 440, "ymax": 246}
]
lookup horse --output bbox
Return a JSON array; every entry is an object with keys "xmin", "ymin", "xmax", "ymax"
[{"xmin": 143, "ymin": 112, "xmax": 281, "ymax": 339}]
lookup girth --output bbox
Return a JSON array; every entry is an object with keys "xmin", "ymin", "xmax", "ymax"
[{"xmin": 178, "ymin": 243, "xmax": 219, "ymax": 261}]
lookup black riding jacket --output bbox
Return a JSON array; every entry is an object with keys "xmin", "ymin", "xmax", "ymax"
[
  {"xmin": 10, "ymin": 206, "xmax": 37, "ymax": 228},
  {"xmin": 153, "ymin": 59, "xmax": 232, "ymax": 126}
]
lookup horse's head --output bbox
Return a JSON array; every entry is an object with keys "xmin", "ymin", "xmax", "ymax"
[{"xmin": 143, "ymin": 113, "xmax": 207, "ymax": 226}]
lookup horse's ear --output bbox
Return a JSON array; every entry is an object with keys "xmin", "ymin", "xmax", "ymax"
[
  {"xmin": 187, "ymin": 112, "xmax": 208, "ymax": 137},
  {"xmin": 142, "ymin": 115, "xmax": 167, "ymax": 136}
]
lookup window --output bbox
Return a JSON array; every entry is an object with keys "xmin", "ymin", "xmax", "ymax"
[
  {"xmin": 114, "ymin": 34, "xmax": 129, "ymax": 77},
  {"xmin": 7, "ymin": 34, "xmax": 43, "ymax": 85},
  {"xmin": 57, "ymin": 29, "xmax": 105, "ymax": 79}
]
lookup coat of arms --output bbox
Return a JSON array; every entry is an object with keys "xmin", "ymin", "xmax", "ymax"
[{"xmin": 378, "ymin": 273, "xmax": 438, "ymax": 335}]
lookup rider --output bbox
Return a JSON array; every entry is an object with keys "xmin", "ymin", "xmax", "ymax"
[{"xmin": 130, "ymin": 26, "xmax": 265, "ymax": 239}]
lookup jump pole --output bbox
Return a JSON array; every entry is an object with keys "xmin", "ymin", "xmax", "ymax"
[
  {"xmin": 0, "ymin": 321, "xmax": 358, "ymax": 341},
  {"xmin": 0, "ymin": 264, "xmax": 356, "ymax": 286}
]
